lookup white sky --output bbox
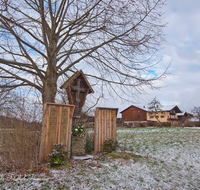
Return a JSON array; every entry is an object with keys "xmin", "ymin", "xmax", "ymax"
[{"xmin": 95, "ymin": 0, "xmax": 200, "ymax": 117}]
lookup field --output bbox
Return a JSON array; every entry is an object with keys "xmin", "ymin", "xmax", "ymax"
[{"xmin": 1, "ymin": 127, "xmax": 200, "ymax": 189}]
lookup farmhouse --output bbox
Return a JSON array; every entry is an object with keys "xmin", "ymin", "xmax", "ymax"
[
  {"xmin": 120, "ymin": 105, "xmax": 147, "ymax": 124},
  {"xmin": 147, "ymin": 105, "xmax": 182, "ymax": 122},
  {"xmin": 121, "ymin": 104, "xmax": 191, "ymax": 124}
]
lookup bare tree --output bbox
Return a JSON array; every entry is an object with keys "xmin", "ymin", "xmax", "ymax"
[
  {"xmin": 0, "ymin": 0, "xmax": 167, "ymax": 105},
  {"xmin": 148, "ymin": 97, "xmax": 162, "ymax": 126},
  {"xmin": 191, "ymin": 107, "xmax": 200, "ymax": 121}
]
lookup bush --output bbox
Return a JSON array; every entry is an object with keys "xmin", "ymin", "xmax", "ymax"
[
  {"xmin": 85, "ymin": 133, "xmax": 93, "ymax": 153},
  {"xmin": 103, "ymin": 139, "xmax": 118, "ymax": 153},
  {"xmin": 49, "ymin": 144, "xmax": 69, "ymax": 167}
]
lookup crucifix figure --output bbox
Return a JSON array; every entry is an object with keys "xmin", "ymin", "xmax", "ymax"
[{"xmin": 72, "ymin": 79, "xmax": 86, "ymax": 115}]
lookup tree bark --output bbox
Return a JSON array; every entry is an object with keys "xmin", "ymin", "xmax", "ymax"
[{"xmin": 42, "ymin": 68, "xmax": 57, "ymax": 104}]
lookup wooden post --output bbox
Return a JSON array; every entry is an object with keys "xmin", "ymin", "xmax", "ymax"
[
  {"xmin": 39, "ymin": 103, "xmax": 75, "ymax": 163},
  {"xmin": 94, "ymin": 107, "xmax": 118, "ymax": 154}
]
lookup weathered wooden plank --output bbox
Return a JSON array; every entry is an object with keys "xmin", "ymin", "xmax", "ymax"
[
  {"xmin": 60, "ymin": 107, "xmax": 68, "ymax": 144},
  {"xmin": 67, "ymin": 107, "xmax": 74, "ymax": 156},
  {"xmin": 94, "ymin": 108, "xmax": 98, "ymax": 154},
  {"xmin": 47, "ymin": 106, "xmax": 57, "ymax": 161},
  {"xmin": 44, "ymin": 105, "xmax": 50, "ymax": 161}
]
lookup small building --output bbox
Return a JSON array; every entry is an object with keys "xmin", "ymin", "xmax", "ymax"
[
  {"xmin": 120, "ymin": 105, "xmax": 147, "ymax": 124},
  {"xmin": 147, "ymin": 105, "xmax": 182, "ymax": 122},
  {"xmin": 177, "ymin": 111, "xmax": 193, "ymax": 121}
]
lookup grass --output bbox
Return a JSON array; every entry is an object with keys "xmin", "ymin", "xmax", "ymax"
[{"xmin": 1, "ymin": 127, "xmax": 200, "ymax": 189}]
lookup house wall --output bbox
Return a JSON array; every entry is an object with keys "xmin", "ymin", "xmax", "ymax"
[
  {"xmin": 147, "ymin": 111, "xmax": 168, "ymax": 122},
  {"xmin": 147, "ymin": 111, "xmax": 179, "ymax": 122},
  {"xmin": 121, "ymin": 106, "xmax": 147, "ymax": 121}
]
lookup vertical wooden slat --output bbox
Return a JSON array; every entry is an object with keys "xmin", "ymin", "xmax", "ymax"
[
  {"xmin": 60, "ymin": 106, "xmax": 67, "ymax": 145},
  {"xmin": 47, "ymin": 106, "xmax": 57, "ymax": 161},
  {"xmin": 103, "ymin": 109, "xmax": 107, "ymax": 148},
  {"xmin": 66, "ymin": 107, "xmax": 71, "ymax": 152},
  {"xmin": 94, "ymin": 108, "xmax": 98, "ymax": 154},
  {"xmin": 56, "ymin": 106, "xmax": 61, "ymax": 144},
  {"xmin": 98, "ymin": 108, "xmax": 101, "ymax": 153},
  {"xmin": 101, "ymin": 109, "xmax": 104, "ymax": 152},
  {"xmin": 112, "ymin": 110, "xmax": 117, "ymax": 139},
  {"xmin": 44, "ymin": 105, "xmax": 50, "ymax": 160}
]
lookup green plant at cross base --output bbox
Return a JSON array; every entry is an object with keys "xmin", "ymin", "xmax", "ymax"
[
  {"xmin": 103, "ymin": 139, "xmax": 118, "ymax": 153},
  {"xmin": 85, "ymin": 133, "xmax": 94, "ymax": 153},
  {"xmin": 72, "ymin": 122, "xmax": 85, "ymax": 136},
  {"xmin": 49, "ymin": 144, "xmax": 69, "ymax": 167}
]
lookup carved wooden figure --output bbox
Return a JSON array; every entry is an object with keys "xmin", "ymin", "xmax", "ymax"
[{"xmin": 60, "ymin": 70, "xmax": 94, "ymax": 116}]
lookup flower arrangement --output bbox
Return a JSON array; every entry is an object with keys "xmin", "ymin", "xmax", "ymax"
[{"xmin": 72, "ymin": 122, "xmax": 85, "ymax": 136}]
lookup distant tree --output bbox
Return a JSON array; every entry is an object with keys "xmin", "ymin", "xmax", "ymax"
[
  {"xmin": 0, "ymin": 0, "xmax": 167, "ymax": 105},
  {"xmin": 148, "ymin": 97, "xmax": 162, "ymax": 126},
  {"xmin": 191, "ymin": 107, "xmax": 200, "ymax": 121},
  {"xmin": 0, "ymin": 77, "xmax": 42, "ymax": 121}
]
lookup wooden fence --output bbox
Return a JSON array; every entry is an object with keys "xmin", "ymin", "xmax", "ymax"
[
  {"xmin": 94, "ymin": 107, "xmax": 118, "ymax": 154},
  {"xmin": 39, "ymin": 103, "xmax": 75, "ymax": 162}
]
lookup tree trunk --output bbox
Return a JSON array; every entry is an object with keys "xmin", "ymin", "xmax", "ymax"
[{"xmin": 42, "ymin": 74, "xmax": 57, "ymax": 104}]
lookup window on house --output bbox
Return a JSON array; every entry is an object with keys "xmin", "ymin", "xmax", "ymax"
[
  {"xmin": 156, "ymin": 116, "xmax": 159, "ymax": 118},
  {"xmin": 150, "ymin": 116, "xmax": 154, "ymax": 118},
  {"xmin": 138, "ymin": 115, "xmax": 140, "ymax": 118},
  {"xmin": 132, "ymin": 110, "xmax": 135, "ymax": 113},
  {"xmin": 138, "ymin": 110, "xmax": 140, "ymax": 113},
  {"xmin": 161, "ymin": 112, "xmax": 163, "ymax": 114},
  {"xmin": 161, "ymin": 115, "xmax": 164, "ymax": 118},
  {"xmin": 142, "ymin": 115, "xmax": 144, "ymax": 118}
]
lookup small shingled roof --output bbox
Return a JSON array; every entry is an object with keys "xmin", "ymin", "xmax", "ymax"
[{"xmin": 60, "ymin": 70, "xmax": 94, "ymax": 94}]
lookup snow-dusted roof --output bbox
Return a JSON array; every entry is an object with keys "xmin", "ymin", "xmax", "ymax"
[
  {"xmin": 177, "ymin": 112, "xmax": 184, "ymax": 116},
  {"xmin": 160, "ymin": 105, "xmax": 177, "ymax": 111}
]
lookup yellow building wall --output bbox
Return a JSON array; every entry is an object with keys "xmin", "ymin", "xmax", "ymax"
[{"xmin": 147, "ymin": 111, "xmax": 169, "ymax": 122}]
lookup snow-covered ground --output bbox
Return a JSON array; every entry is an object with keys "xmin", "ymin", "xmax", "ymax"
[{"xmin": 1, "ymin": 127, "xmax": 200, "ymax": 189}]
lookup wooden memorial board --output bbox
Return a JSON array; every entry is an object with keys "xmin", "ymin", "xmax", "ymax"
[
  {"xmin": 39, "ymin": 103, "xmax": 75, "ymax": 162},
  {"xmin": 94, "ymin": 107, "xmax": 118, "ymax": 154}
]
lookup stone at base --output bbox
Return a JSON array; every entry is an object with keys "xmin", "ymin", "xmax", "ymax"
[
  {"xmin": 71, "ymin": 134, "xmax": 85, "ymax": 156},
  {"xmin": 72, "ymin": 155, "xmax": 93, "ymax": 160}
]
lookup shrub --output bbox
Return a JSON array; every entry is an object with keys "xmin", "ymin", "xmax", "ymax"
[
  {"xmin": 49, "ymin": 144, "xmax": 69, "ymax": 167},
  {"xmin": 85, "ymin": 133, "xmax": 93, "ymax": 153},
  {"xmin": 103, "ymin": 139, "xmax": 118, "ymax": 153},
  {"xmin": 139, "ymin": 123, "xmax": 144, "ymax": 127}
]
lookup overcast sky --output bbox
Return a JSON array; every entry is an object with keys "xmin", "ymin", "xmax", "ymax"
[{"xmin": 97, "ymin": 0, "xmax": 200, "ymax": 116}]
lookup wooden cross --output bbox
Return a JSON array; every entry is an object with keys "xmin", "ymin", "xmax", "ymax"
[
  {"xmin": 72, "ymin": 79, "xmax": 86, "ymax": 115},
  {"xmin": 60, "ymin": 70, "xmax": 94, "ymax": 116}
]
